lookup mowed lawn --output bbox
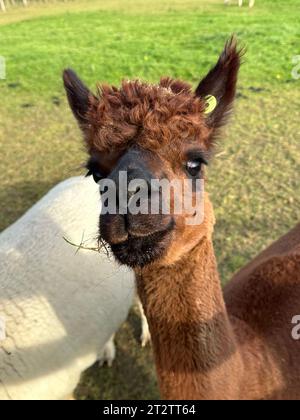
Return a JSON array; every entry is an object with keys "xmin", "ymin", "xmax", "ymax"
[{"xmin": 0, "ymin": 0, "xmax": 300, "ymax": 399}]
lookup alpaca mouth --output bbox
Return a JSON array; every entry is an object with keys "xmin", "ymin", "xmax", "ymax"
[{"xmin": 110, "ymin": 223, "xmax": 174, "ymax": 267}]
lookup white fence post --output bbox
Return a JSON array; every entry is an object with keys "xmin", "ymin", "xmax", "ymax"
[{"xmin": 0, "ymin": 0, "xmax": 6, "ymax": 12}]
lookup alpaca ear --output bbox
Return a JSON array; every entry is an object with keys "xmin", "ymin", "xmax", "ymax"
[
  {"xmin": 195, "ymin": 37, "xmax": 243, "ymax": 133},
  {"xmin": 63, "ymin": 69, "xmax": 95, "ymax": 128}
]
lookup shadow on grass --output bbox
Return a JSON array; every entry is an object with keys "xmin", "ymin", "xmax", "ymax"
[
  {"xmin": 75, "ymin": 307, "xmax": 159, "ymax": 400},
  {"xmin": 0, "ymin": 180, "xmax": 60, "ymax": 232}
]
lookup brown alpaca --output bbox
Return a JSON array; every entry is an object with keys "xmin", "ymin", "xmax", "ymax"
[{"xmin": 63, "ymin": 38, "xmax": 300, "ymax": 400}]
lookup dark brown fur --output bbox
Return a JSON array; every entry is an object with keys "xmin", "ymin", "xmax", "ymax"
[{"xmin": 63, "ymin": 37, "xmax": 300, "ymax": 400}]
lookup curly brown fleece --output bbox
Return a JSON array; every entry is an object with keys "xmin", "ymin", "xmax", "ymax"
[{"xmin": 85, "ymin": 77, "xmax": 209, "ymax": 154}]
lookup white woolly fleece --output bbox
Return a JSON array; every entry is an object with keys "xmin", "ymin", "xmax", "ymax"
[{"xmin": 0, "ymin": 176, "xmax": 135, "ymax": 400}]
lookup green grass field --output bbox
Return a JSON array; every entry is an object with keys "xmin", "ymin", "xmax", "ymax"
[{"xmin": 0, "ymin": 0, "xmax": 300, "ymax": 399}]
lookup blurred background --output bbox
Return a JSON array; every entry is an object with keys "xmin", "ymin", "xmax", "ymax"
[{"xmin": 0, "ymin": 0, "xmax": 299, "ymax": 399}]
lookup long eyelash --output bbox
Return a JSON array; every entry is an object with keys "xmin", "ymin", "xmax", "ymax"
[
  {"xmin": 199, "ymin": 157, "xmax": 208, "ymax": 166},
  {"xmin": 85, "ymin": 157, "xmax": 99, "ymax": 174},
  {"xmin": 85, "ymin": 160, "xmax": 94, "ymax": 177},
  {"xmin": 187, "ymin": 152, "xmax": 209, "ymax": 166}
]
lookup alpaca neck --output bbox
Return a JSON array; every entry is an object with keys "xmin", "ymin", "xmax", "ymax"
[{"xmin": 137, "ymin": 235, "xmax": 243, "ymax": 400}]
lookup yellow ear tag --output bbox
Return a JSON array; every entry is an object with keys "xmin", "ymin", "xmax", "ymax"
[{"xmin": 204, "ymin": 95, "xmax": 217, "ymax": 115}]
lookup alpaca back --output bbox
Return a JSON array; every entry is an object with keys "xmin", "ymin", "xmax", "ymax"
[
  {"xmin": 224, "ymin": 226, "xmax": 300, "ymax": 399},
  {"xmin": 0, "ymin": 176, "xmax": 135, "ymax": 400}
]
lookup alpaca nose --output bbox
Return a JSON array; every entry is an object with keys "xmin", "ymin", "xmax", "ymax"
[
  {"xmin": 127, "ymin": 167, "xmax": 152, "ymax": 191},
  {"xmin": 110, "ymin": 165, "xmax": 153, "ymax": 212},
  {"xmin": 127, "ymin": 168, "xmax": 152, "ymax": 198},
  {"xmin": 100, "ymin": 147, "xmax": 173, "ymax": 243}
]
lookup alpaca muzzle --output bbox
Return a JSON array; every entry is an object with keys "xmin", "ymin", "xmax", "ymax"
[{"xmin": 99, "ymin": 148, "xmax": 174, "ymax": 266}]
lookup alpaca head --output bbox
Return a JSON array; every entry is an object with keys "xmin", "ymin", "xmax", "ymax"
[{"xmin": 63, "ymin": 38, "xmax": 242, "ymax": 268}]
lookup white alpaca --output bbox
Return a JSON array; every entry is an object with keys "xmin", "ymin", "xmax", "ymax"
[
  {"xmin": 137, "ymin": 299, "xmax": 151, "ymax": 348},
  {"xmin": 224, "ymin": 0, "xmax": 255, "ymax": 7},
  {"xmin": 0, "ymin": 176, "xmax": 136, "ymax": 400}
]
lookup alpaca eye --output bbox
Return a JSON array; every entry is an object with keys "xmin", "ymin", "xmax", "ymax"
[
  {"xmin": 186, "ymin": 160, "xmax": 202, "ymax": 177},
  {"xmin": 86, "ymin": 169, "xmax": 103, "ymax": 183},
  {"xmin": 92, "ymin": 171, "xmax": 103, "ymax": 183}
]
